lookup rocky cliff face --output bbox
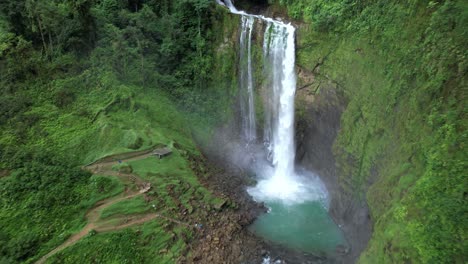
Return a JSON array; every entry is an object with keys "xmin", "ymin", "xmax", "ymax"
[{"xmin": 295, "ymin": 68, "xmax": 372, "ymax": 262}]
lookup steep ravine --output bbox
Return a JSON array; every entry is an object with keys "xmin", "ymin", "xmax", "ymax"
[
  {"xmin": 231, "ymin": 6, "xmax": 374, "ymax": 255},
  {"xmin": 203, "ymin": 3, "xmax": 372, "ymax": 263},
  {"xmin": 220, "ymin": 1, "xmax": 467, "ymax": 263}
]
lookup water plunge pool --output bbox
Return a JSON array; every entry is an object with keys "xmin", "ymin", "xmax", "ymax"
[{"xmin": 249, "ymin": 200, "xmax": 347, "ymax": 257}]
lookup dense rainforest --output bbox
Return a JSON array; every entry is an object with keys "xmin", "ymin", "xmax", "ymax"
[{"xmin": 0, "ymin": 0, "xmax": 466, "ymax": 263}]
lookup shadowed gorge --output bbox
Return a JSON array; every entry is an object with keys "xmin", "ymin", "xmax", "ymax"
[{"xmin": 0, "ymin": 0, "xmax": 466, "ymax": 263}]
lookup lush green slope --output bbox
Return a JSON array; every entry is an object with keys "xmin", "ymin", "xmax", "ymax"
[
  {"xmin": 0, "ymin": 0, "xmax": 219, "ymax": 164},
  {"xmin": 276, "ymin": 0, "xmax": 467, "ymax": 262},
  {"xmin": 0, "ymin": 0, "xmax": 229, "ymax": 263}
]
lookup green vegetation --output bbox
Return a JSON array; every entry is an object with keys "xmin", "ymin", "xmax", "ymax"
[
  {"xmin": 100, "ymin": 196, "xmax": 151, "ymax": 220},
  {"xmin": 46, "ymin": 220, "xmax": 190, "ymax": 264},
  {"xmin": 276, "ymin": 0, "xmax": 467, "ymax": 263},
  {"xmin": 189, "ymin": 5, "xmax": 240, "ymax": 142},
  {"xmin": 0, "ymin": 152, "xmax": 123, "ymax": 263},
  {"xmin": 99, "ymin": 151, "xmax": 224, "ymax": 221},
  {"xmin": 2, "ymin": 0, "xmax": 464, "ymax": 262},
  {"xmin": 0, "ymin": 0, "xmax": 236, "ymax": 167},
  {"xmin": 128, "ymin": 154, "xmax": 223, "ymax": 210},
  {"xmin": 112, "ymin": 162, "xmax": 133, "ymax": 173},
  {"xmin": 0, "ymin": 0, "xmax": 232, "ymax": 263}
]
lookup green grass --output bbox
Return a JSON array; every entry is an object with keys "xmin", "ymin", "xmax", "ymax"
[
  {"xmin": 130, "ymin": 153, "xmax": 194, "ymax": 184},
  {"xmin": 128, "ymin": 154, "xmax": 223, "ymax": 210},
  {"xmin": 34, "ymin": 82, "xmax": 197, "ymax": 164},
  {"xmin": 81, "ymin": 175, "xmax": 126, "ymax": 209},
  {"xmin": 0, "ymin": 68, "xmax": 200, "ymax": 168},
  {"xmin": 0, "ymin": 67, "xmax": 226, "ymax": 263},
  {"xmin": 0, "ymin": 73, "xmax": 214, "ymax": 263},
  {"xmin": 100, "ymin": 196, "xmax": 151, "ymax": 220},
  {"xmin": 0, "ymin": 2, "xmax": 229, "ymax": 263},
  {"xmin": 45, "ymin": 219, "xmax": 191, "ymax": 264}
]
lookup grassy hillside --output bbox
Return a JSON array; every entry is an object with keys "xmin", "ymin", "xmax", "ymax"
[
  {"xmin": 46, "ymin": 220, "xmax": 189, "ymax": 264},
  {"xmin": 0, "ymin": 1, "xmax": 233, "ymax": 263},
  {"xmin": 276, "ymin": 0, "xmax": 467, "ymax": 263}
]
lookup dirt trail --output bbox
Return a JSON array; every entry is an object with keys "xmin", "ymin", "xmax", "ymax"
[{"xmin": 36, "ymin": 151, "xmax": 190, "ymax": 264}]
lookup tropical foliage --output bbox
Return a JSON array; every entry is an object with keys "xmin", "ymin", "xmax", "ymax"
[
  {"xmin": 277, "ymin": 0, "xmax": 467, "ymax": 262},
  {"xmin": 0, "ymin": 0, "xmax": 224, "ymax": 263}
]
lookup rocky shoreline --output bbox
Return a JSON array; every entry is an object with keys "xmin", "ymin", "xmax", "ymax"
[
  {"xmin": 187, "ymin": 131, "xmax": 350, "ymax": 264},
  {"xmin": 184, "ymin": 78, "xmax": 372, "ymax": 264},
  {"xmin": 181, "ymin": 154, "xmax": 267, "ymax": 264}
]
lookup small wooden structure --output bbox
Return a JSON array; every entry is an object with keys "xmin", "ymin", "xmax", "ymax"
[
  {"xmin": 152, "ymin": 147, "xmax": 172, "ymax": 159},
  {"xmin": 139, "ymin": 182, "xmax": 152, "ymax": 194}
]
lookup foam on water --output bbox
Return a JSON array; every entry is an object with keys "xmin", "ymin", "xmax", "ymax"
[{"xmin": 249, "ymin": 174, "xmax": 328, "ymax": 205}]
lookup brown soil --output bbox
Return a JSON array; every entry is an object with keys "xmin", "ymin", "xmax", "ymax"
[
  {"xmin": 185, "ymin": 157, "xmax": 332, "ymax": 264},
  {"xmin": 178, "ymin": 154, "xmax": 271, "ymax": 264}
]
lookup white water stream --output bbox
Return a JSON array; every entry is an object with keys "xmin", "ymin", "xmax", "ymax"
[
  {"xmin": 239, "ymin": 16, "xmax": 257, "ymax": 142},
  {"xmin": 221, "ymin": 0, "xmax": 328, "ymax": 205}
]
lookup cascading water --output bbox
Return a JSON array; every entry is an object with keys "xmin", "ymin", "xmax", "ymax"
[
  {"xmin": 239, "ymin": 16, "xmax": 256, "ymax": 142},
  {"xmin": 219, "ymin": 0, "xmax": 347, "ymax": 258},
  {"xmin": 251, "ymin": 21, "xmax": 311, "ymax": 203},
  {"xmin": 226, "ymin": 0, "xmax": 327, "ymax": 204}
]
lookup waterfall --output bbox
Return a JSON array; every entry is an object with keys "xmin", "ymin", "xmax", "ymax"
[
  {"xmin": 264, "ymin": 22, "xmax": 297, "ymax": 180},
  {"xmin": 216, "ymin": 3, "xmax": 347, "ymax": 257},
  {"xmin": 220, "ymin": 0, "xmax": 328, "ymax": 205},
  {"xmin": 262, "ymin": 22, "xmax": 273, "ymax": 150},
  {"xmin": 239, "ymin": 16, "xmax": 256, "ymax": 142},
  {"xmin": 252, "ymin": 21, "xmax": 311, "ymax": 203}
]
